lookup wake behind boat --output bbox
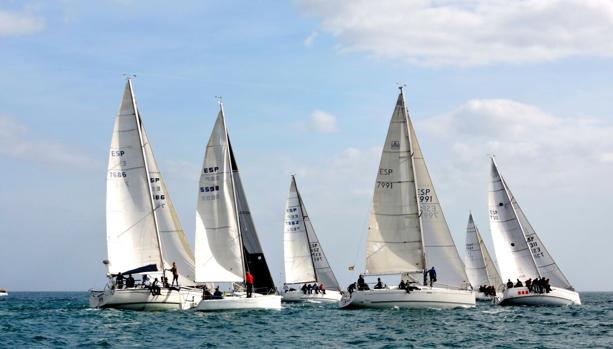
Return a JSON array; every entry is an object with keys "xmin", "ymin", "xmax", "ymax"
[
  {"xmin": 89, "ymin": 79, "xmax": 200, "ymax": 311},
  {"xmin": 340, "ymin": 87, "xmax": 474, "ymax": 309},
  {"xmin": 464, "ymin": 213, "xmax": 503, "ymax": 301},
  {"xmin": 282, "ymin": 176, "xmax": 342, "ymax": 303},
  {"xmin": 193, "ymin": 102, "xmax": 281, "ymax": 311},
  {"xmin": 488, "ymin": 158, "xmax": 581, "ymax": 306}
]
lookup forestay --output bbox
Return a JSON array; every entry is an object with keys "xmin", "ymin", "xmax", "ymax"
[
  {"xmin": 141, "ymin": 127, "xmax": 196, "ymax": 286},
  {"xmin": 365, "ymin": 92, "xmax": 424, "ymax": 275},
  {"xmin": 106, "ymin": 81, "xmax": 162, "ymax": 274},
  {"xmin": 408, "ymin": 110, "xmax": 469, "ymax": 290},
  {"xmin": 283, "ymin": 178, "xmax": 317, "ymax": 284},
  {"xmin": 488, "ymin": 159, "xmax": 540, "ymax": 282},
  {"xmin": 194, "ymin": 111, "xmax": 244, "ymax": 283}
]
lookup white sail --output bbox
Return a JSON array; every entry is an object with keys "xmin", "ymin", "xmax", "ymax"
[
  {"xmin": 141, "ymin": 127, "xmax": 196, "ymax": 286},
  {"xmin": 106, "ymin": 81, "xmax": 162, "ymax": 274},
  {"xmin": 465, "ymin": 213, "xmax": 502, "ymax": 288},
  {"xmin": 408, "ymin": 111, "xmax": 469, "ymax": 289},
  {"xmin": 488, "ymin": 159, "xmax": 540, "ymax": 283},
  {"xmin": 365, "ymin": 92, "xmax": 424, "ymax": 275},
  {"xmin": 194, "ymin": 110, "xmax": 244, "ymax": 283},
  {"xmin": 498, "ymin": 165, "xmax": 573, "ymax": 289},
  {"xmin": 295, "ymin": 177, "xmax": 341, "ymax": 290},
  {"xmin": 283, "ymin": 178, "xmax": 317, "ymax": 284}
]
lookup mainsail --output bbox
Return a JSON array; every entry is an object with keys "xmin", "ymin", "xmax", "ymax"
[
  {"xmin": 465, "ymin": 213, "xmax": 502, "ymax": 288},
  {"xmin": 106, "ymin": 81, "xmax": 161, "ymax": 274},
  {"xmin": 195, "ymin": 105, "xmax": 276, "ymax": 293},
  {"xmin": 365, "ymin": 91, "xmax": 423, "ymax": 275},
  {"xmin": 106, "ymin": 80, "xmax": 195, "ymax": 284},
  {"xmin": 284, "ymin": 176, "xmax": 340, "ymax": 290},
  {"xmin": 366, "ymin": 88, "xmax": 468, "ymax": 289},
  {"xmin": 194, "ymin": 111, "xmax": 244, "ymax": 283},
  {"xmin": 489, "ymin": 159, "xmax": 572, "ymax": 289}
]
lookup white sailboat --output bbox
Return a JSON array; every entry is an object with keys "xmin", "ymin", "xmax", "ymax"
[
  {"xmin": 465, "ymin": 213, "xmax": 503, "ymax": 301},
  {"xmin": 282, "ymin": 176, "xmax": 342, "ymax": 303},
  {"xmin": 193, "ymin": 102, "xmax": 281, "ymax": 311},
  {"xmin": 89, "ymin": 79, "xmax": 201, "ymax": 311},
  {"xmin": 340, "ymin": 87, "xmax": 475, "ymax": 309},
  {"xmin": 488, "ymin": 158, "xmax": 581, "ymax": 306}
]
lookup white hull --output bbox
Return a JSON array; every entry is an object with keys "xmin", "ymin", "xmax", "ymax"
[
  {"xmin": 475, "ymin": 292, "xmax": 495, "ymax": 301},
  {"xmin": 340, "ymin": 287, "xmax": 475, "ymax": 309},
  {"xmin": 0, "ymin": 291, "xmax": 7, "ymax": 297},
  {"xmin": 89, "ymin": 287, "xmax": 201, "ymax": 311},
  {"xmin": 282, "ymin": 290, "xmax": 342, "ymax": 303},
  {"xmin": 497, "ymin": 287, "xmax": 581, "ymax": 306},
  {"xmin": 195, "ymin": 293, "xmax": 282, "ymax": 311}
]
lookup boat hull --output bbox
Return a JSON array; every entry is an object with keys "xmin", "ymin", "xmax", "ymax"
[
  {"xmin": 89, "ymin": 287, "xmax": 201, "ymax": 311},
  {"xmin": 497, "ymin": 287, "xmax": 581, "ymax": 306},
  {"xmin": 194, "ymin": 293, "xmax": 282, "ymax": 311},
  {"xmin": 339, "ymin": 287, "xmax": 476, "ymax": 309},
  {"xmin": 282, "ymin": 290, "xmax": 342, "ymax": 303}
]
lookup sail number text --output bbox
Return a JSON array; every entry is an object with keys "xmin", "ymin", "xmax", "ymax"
[
  {"xmin": 377, "ymin": 181, "xmax": 393, "ymax": 189},
  {"xmin": 203, "ymin": 166, "xmax": 219, "ymax": 174},
  {"xmin": 418, "ymin": 188, "xmax": 433, "ymax": 202}
]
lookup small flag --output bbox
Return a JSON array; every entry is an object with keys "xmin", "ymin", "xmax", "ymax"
[{"xmin": 348, "ymin": 265, "xmax": 355, "ymax": 271}]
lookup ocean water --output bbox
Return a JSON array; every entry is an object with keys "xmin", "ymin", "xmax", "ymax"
[{"xmin": 0, "ymin": 292, "xmax": 611, "ymax": 348}]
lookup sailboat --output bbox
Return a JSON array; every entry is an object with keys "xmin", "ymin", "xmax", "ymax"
[
  {"xmin": 89, "ymin": 79, "xmax": 201, "ymax": 311},
  {"xmin": 282, "ymin": 176, "xmax": 342, "ymax": 302},
  {"xmin": 465, "ymin": 213, "xmax": 503, "ymax": 301},
  {"xmin": 193, "ymin": 101, "xmax": 281, "ymax": 311},
  {"xmin": 339, "ymin": 87, "xmax": 475, "ymax": 309},
  {"xmin": 488, "ymin": 158, "xmax": 581, "ymax": 306}
]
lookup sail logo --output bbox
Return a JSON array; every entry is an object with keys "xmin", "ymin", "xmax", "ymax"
[
  {"xmin": 379, "ymin": 168, "xmax": 393, "ymax": 175},
  {"xmin": 110, "ymin": 150, "xmax": 125, "ymax": 157},
  {"xmin": 203, "ymin": 166, "xmax": 219, "ymax": 174}
]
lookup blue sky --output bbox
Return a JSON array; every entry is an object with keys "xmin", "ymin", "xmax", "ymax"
[{"xmin": 1, "ymin": 0, "xmax": 612, "ymax": 291}]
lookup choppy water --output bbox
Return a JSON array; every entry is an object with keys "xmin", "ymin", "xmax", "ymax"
[{"xmin": 0, "ymin": 292, "xmax": 611, "ymax": 348}]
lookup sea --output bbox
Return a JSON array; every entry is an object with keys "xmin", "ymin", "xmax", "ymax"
[{"xmin": 0, "ymin": 292, "xmax": 611, "ymax": 348}]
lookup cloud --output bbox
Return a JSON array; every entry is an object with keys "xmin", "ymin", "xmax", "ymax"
[
  {"xmin": 0, "ymin": 115, "xmax": 100, "ymax": 170},
  {"xmin": 418, "ymin": 99, "xmax": 613, "ymax": 190},
  {"xmin": 0, "ymin": 9, "xmax": 44, "ymax": 36},
  {"xmin": 297, "ymin": 0, "xmax": 613, "ymax": 66},
  {"xmin": 308, "ymin": 110, "xmax": 337, "ymax": 133},
  {"xmin": 304, "ymin": 31, "xmax": 318, "ymax": 47}
]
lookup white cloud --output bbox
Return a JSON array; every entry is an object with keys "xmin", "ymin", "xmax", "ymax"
[
  {"xmin": 0, "ymin": 115, "xmax": 100, "ymax": 170},
  {"xmin": 298, "ymin": 0, "xmax": 613, "ymax": 66},
  {"xmin": 308, "ymin": 109, "xmax": 337, "ymax": 133},
  {"xmin": 304, "ymin": 31, "xmax": 318, "ymax": 47},
  {"xmin": 0, "ymin": 9, "xmax": 44, "ymax": 36},
  {"xmin": 418, "ymin": 99, "xmax": 613, "ymax": 190}
]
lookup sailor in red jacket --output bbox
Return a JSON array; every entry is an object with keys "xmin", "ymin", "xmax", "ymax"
[{"xmin": 245, "ymin": 271, "xmax": 254, "ymax": 298}]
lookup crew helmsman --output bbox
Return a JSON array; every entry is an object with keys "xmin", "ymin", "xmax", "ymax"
[{"xmin": 245, "ymin": 271, "xmax": 254, "ymax": 298}]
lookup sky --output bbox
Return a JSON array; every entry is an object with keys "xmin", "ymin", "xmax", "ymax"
[{"xmin": 1, "ymin": 0, "xmax": 612, "ymax": 291}]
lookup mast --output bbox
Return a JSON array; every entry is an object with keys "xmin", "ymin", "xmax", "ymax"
[
  {"xmin": 492, "ymin": 157, "xmax": 541, "ymax": 278},
  {"xmin": 129, "ymin": 78, "xmax": 165, "ymax": 272},
  {"xmin": 219, "ymin": 99, "xmax": 248, "ymax": 282},
  {"xmin": 400, "ymin": 86, "xmax": 427, "ymax": 272},
  {"xmin": 292, "ymin": 175, "xmax": 318, "ymax": 283}
]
